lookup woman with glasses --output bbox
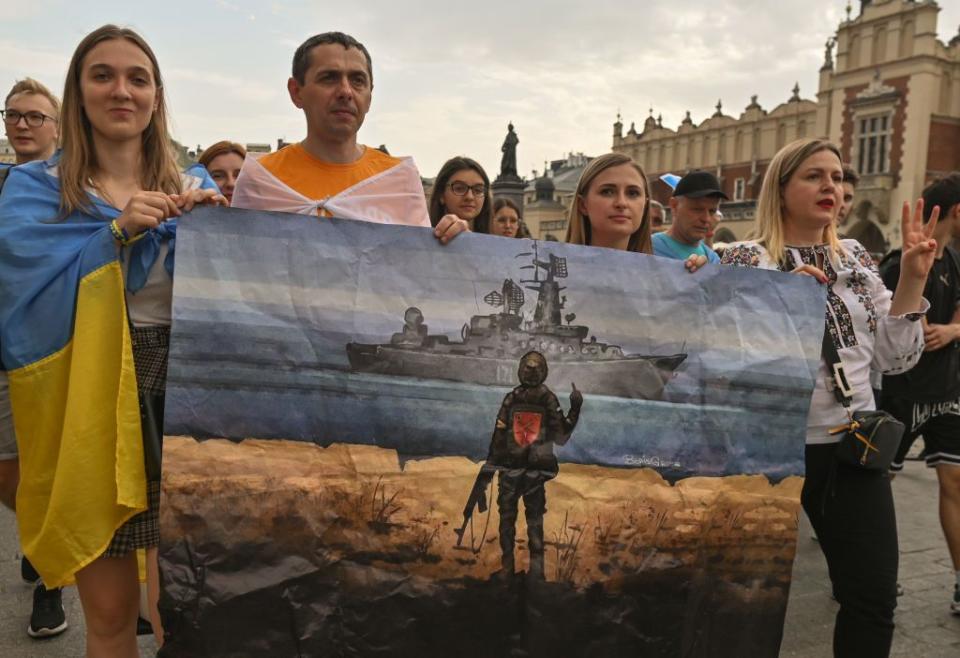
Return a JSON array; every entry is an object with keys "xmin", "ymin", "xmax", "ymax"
[
  {"xmin": 429, "ymin": 156, "xmax": 492, "ymax": 233},
  {"xmin": 0, "ymin": 25, "xmax": 224, "ymax": 656},
  {"xmin": 490, "ymin": 197, "xmax": 526, "ymax": 238}
]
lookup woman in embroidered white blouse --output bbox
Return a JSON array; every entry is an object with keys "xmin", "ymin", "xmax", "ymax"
[{"xmin": 722, "ymin": 138, "xmax": 938, "ymax": 658}]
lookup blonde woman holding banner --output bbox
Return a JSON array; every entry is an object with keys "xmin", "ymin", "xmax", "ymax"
[
  {"xmin": 565, "ymin": 152, "xmax": 706, "ymax": 272},
  {"xmin": 722, "ymin": 138, "xmax": 937, "ymax": 657}
]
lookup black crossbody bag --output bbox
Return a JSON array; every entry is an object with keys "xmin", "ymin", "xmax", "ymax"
[{"xmin": 822, "ymin": 330, "xmax": 904, "ymax": 471}]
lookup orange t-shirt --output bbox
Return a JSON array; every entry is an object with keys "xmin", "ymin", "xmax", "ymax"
[{"xmin": 259, "ymin": 143, "xmax": 402, "ymax": 201}]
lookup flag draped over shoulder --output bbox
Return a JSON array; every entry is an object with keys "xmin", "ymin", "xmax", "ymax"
[
  {"xmin": 0, "ymin": 159, "xmax": 145, "ymax": 588},
  {"xmin": 231, "ymin": 153, "xmax": 431, "ymax": 226}
]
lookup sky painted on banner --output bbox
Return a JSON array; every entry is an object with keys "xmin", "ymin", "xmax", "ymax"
[
  {"xmin": 2, "ymin": 1, "xmax": 958, "ymax": 179},
  {"xmin": 165, "ymin": 208, "xmax": 825, "ymax": 480}
]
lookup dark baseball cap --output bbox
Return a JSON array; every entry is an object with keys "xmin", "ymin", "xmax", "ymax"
[{"xmin": 673, "ymin": 171, "xmax": 729, "ymax": 200}]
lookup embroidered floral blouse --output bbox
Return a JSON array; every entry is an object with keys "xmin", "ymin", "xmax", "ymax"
[{"xmin": 722, "ymin": 239, "xmax": 927, "ymax": 445}]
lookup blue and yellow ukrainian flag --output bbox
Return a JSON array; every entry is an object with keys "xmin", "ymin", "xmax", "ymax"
[{"xmin": 0, "ymin": 158, "xmax": 145, "ymax": 588}]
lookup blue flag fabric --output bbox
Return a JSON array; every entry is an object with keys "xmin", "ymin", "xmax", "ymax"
[{"xmin": 0, "ymin": 155, "xmax": 216, "ymax": 587}]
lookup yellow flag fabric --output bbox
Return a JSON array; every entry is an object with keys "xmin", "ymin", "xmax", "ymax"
[
  {"xmin": 0, "ymin": 159, "xmax": 150, "ymax": 588},
  {"xmin": 10, "ymin": 262, "xmax": 146, "ymax": 587}
]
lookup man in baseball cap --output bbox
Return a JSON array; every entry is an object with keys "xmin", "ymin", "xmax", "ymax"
[{"xmin": 653, "ymin": 170, "xmax": 728, "ymax": 264}]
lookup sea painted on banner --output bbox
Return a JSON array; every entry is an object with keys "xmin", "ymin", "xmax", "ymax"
[{"xmin": 158, "ymin": 207, "xmax": 824, "ymax": 658}]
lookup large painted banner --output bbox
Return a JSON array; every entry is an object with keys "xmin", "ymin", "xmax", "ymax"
[{"xmin": 158, "ymin": 207, "xmax": 824, "ymax": 657}]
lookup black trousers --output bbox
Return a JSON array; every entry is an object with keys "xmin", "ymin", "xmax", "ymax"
[{"xmin": 802, "ymin": 443, "xmax": 898, "ymax": 658}]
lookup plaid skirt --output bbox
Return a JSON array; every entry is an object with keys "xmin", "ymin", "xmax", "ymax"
[
  {"xmin": 130, "ymin": 325, "xmax": 170, "ymax": 395},
  {"xmin": 103, "ymin": 480, "xmax": 160, "ymax": 557},
  {"xmin": 103, "ymin": 325, "xmax": 169, "ymax": 557}
]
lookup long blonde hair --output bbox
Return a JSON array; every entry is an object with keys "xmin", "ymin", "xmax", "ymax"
[
  {"xmin": 565, "ymin": 153, "xmax": 652, "ymax": 254},
  {"xmin": 754, "ymin": 138, "xmax": 844, "ymax": 265},
  {"xmin": 58, "ymin": 25, "xmax": 182, "ymax": 215}
]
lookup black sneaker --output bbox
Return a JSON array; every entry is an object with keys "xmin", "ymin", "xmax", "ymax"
[
  {"xmin": 21, "ymin": 556, "xmax": 40, "ymax": 585},
  {"xmin": 951, "ymin": 584, "xmax": 960, "ymax": 616},
  {"xmin": 27, "ymin": 583, "xmax": 68, "ymax": 638}
]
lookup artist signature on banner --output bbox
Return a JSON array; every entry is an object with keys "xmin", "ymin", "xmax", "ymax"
[{"xmin": 622, "ymin": 454, "xmax": 682, "ymax": 470}]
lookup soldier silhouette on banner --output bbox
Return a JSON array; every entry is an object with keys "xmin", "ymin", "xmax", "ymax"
[{"xmin": 457, "ymin": 351, "xmax": 582, "ymax": 580}]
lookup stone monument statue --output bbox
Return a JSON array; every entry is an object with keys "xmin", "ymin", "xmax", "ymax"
[
  {"xmin": 499, "ymin": 123, "xmax": 520, "ymax": 181},
  {"xmin": 493, "ymin": 122, "xmax": 524, "ymax": 209}
]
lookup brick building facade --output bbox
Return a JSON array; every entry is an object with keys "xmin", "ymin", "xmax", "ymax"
[{"xmin": 613, "ymin": 0, "xmax": 960, "ymax": 253}]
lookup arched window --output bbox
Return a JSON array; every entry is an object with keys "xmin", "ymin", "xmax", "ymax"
[
  {"xmin": 848, "ymin": 219, "xmax": 886, "ymax": 256},
  {"xmin": 899, "ymin": 21, "xmax": 914, "ymax": 58},
  {"xmin": 849, "ymin": 34, "xmax": 861, "ymax": 69},
  {"xmin": 872, "ymin": 24, "xmax": 887, "ymax": 64}
]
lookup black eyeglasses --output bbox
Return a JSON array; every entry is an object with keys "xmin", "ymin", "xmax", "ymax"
[
  {"xmin": 447, "ymin": 181, "xmax": 486, "ymax": 197},
  {"xmin": 2, "ymin": 110, "xmax": 57, "ymax": 128}
]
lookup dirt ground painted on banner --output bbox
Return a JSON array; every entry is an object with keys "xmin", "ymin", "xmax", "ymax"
[{"xmin": 159, "ymin": 436, "xmax": 802, "ymax": 657}]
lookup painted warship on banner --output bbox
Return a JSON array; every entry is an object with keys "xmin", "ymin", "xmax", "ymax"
[{"xmin": 345, "ymin": 243, "xmax": 687, "ymax": 400}]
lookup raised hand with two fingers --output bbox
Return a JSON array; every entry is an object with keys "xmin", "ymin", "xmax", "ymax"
[{"xmin": 898, "ymin": 198, "xmax": 940, "ymax": 282}]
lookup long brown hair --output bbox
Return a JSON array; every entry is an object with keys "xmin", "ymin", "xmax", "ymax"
[
  {"xmin": 58, "ymin": 25, "xmax": 182, "ymax": 215},
  {"xmin": 428, "ymin": 156, "xmax": 492, "ymax": 233},
  {"xmin": 565, "ymin": 153, "xmax": 652, "ymax": 254}
]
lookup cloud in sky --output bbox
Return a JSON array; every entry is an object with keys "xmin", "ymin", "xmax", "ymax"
[{"xmin": 1, "ymin": 0, "xmax": 958, "ymax": 178}]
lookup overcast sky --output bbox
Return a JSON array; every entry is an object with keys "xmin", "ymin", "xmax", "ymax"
[{"xmin": 2, "ymin": 1, "xmax": 958, "ymax": 179}]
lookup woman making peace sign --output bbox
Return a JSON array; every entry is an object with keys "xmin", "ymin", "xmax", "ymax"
[{"xmin": 723, "ymin": 137, "xmax": 937, "ymax": 657}]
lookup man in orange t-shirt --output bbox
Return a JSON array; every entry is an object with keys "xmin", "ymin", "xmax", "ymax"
[{"xmin": 234, "ymin": 32, "xmax": 467, "ymax": 243}]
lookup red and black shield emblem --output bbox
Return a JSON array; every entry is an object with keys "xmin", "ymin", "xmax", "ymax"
[{"xmin": 512, "ymin": 409, "xmax": 543, "ymax": 447}]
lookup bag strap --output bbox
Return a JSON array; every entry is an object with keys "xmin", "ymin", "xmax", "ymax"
[
  {"xmin": 780, "ymin": 246, "xmax": 855, "ymax": 412},
  {"xmin": 786, "ymin": 246, "xmax": 855, "ymax": 411},
  {"xmin": 821, "ymin": 327, "xmax": 854, "ymax": 410}
]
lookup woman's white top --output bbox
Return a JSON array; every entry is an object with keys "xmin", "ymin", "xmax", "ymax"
[
  {"xmin": 722, "ymin": 239, "xmax": 927, "ymax": 445},
  {"xmin": 121, "ymin": 173, "xmax": 205, "ymax": 327}
]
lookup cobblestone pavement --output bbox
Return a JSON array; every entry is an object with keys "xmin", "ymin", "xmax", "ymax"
[
  {"xmin": 781, "ymin": 460, "xmax": 960, "ymax": 657},
  {"xmin": 1, "ymin": 460, "xmax": 957, "ymax": 657}
]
